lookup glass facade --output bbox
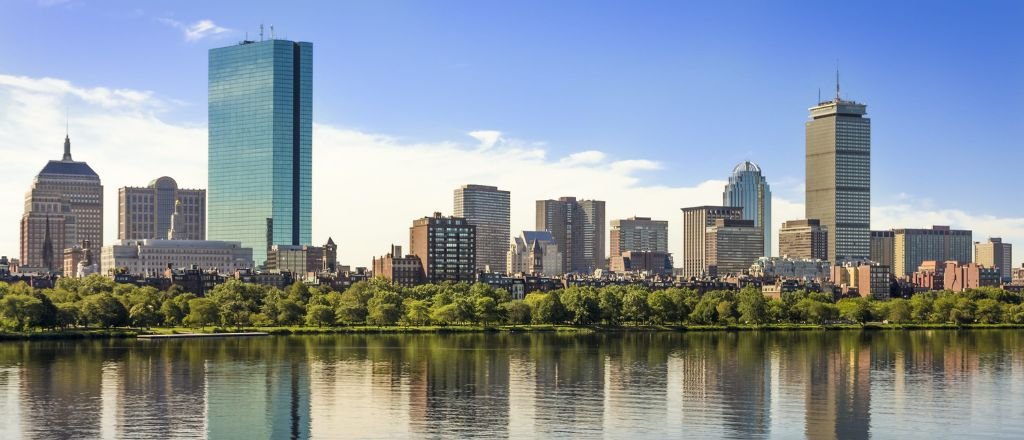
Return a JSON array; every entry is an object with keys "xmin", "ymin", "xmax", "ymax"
[
  {"xmin": 723, "ymin": 161, "xmax": 772, "ymax": 257},
  {"xmin": 208, "ymin": 39, "xmax": 312, "ymax": 266}
]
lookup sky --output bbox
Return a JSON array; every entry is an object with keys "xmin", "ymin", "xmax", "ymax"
[{"xmin": 0, "ymin": 0, "xmax": 1022, "ymax": 267}]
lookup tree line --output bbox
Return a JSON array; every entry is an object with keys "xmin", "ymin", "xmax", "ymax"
[{"xmin": 1, "ymin": 274, "xmax": 1024, "ymax": 331}]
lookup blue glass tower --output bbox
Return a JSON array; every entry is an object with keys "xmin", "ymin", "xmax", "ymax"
[
  {"xmin": 208, "ymin": 38, "xmax": 312, "ymax": 266},
  {"xmin": 723, "ymin": 161, "xmax": 772, "ymax": 257}
]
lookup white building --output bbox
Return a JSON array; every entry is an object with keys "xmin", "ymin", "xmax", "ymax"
[
  {"xmin": 748, "ymin": 256, "xmax": 831, "ymax": 281},
  {"xmin": 101, "ymin": 239, "xmax": 253, "ymax": 276},
  {"xmin": 507, "ymin": 231, "xmax": 563, "ymax": 276}
]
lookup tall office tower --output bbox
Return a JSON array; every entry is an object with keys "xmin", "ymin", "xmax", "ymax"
[
  {"xmin": 806, "ymin": 78, "xmax": 870, "ymax": 263},
  {"xmin": 705, "ymin": 219, "xmax": 764, "ymax": 277},
  {"xmin": 723, "ymin": 161, "xmax": 772, "ymax": 256},
  {"xmin": 609, "ymin": 216, "xmax": 669, "ymax": 254},
  {"xmin": 208, "ymin": 38, "xmax": 312, "ymax": 266},
  {"xmin": 680, "ymin": 206, "xmax": 742, "ymax": 278},
  {"xmin": 454, "ymin": 184, "xmax": 510, "ymax": 273},
  {"xmin": 892, "ymin": 226, "xmax": 972, "ymax": 277},
  {"xmin": 409, "ymin": 213, "xmax": 477, "ymax": 283},
  {"xmin": 119, "ymin": 176, "xmax": 205, "ymax": 240},
  {"xmin": 869, "ymin": 230, "xmax": 895, "ymax": 268},
  {"xmin": 975, "ymin": 237, "xmax": 1012, "ymax": 281},
  {"xmin": 20, "ymin": 134, "xmax": 103, "ymax": 272},
  {"xmin": 536, "ymin": 197, "xmax": 606, "ymax": 274},
  {"xmin": 778, "ymin": 219, "xmax": 828, "ymax": 261}
]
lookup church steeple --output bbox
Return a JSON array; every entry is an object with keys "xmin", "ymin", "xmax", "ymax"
[{"xmin": 62, "ymin": 134, "xmax": 73, "ymax": 162}]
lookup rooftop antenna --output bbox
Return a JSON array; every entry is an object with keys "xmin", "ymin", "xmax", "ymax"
[
  {"xmin": 259, "ymin": 24, "xmax": 264, "ymax": 41},
  {"xmin": 835, "ymin": 60, "xmax": 841, "ymax": 101},
  {"xmin": 818, "ymin": 88, "xmax": 821, "ymax": 104},
  {"xmin": 270, "ymin": 25, "xmax": 275, "ymax": 40}
]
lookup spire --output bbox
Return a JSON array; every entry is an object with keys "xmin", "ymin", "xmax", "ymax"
[
  {"xmin": 62, "ymin": 134, "xmax": 72, "ymax": 162},
  {"xmin": 835, "ymin": 63, "xmax": 841, "ymax": 101}
]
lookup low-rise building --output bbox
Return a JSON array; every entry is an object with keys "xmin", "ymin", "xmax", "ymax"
[
  {"xmin": 608, "ymin": 251, "xmax": 673, "ymax": 276},
  {"xmin": 910, "ymin": 260, "xmax": 945, "ymax": 291},
  {"xmin": 507, "ymin": 231, "xmax": 563, "ymax": 276},
  {"xmin": 832, "ymin": 261, "xmax": 890, "ymax": 299},
  {"xmin": 101, "ymin": 239, "xmax": 254, "ymax": 276},
  {"xmin": 266, "ymin": 238, "xmax": 337, "ymax": 276},
  {"xmin": 943, "ymin": 261, "xmax": 1000, "ymax": 292},
  {"xmin": 372, "ymin": 245, "xmax": 424, "ymax": 287},
  {"xmin": 748, "ymin": 256, "xmax": 831, "ymax": 281}
]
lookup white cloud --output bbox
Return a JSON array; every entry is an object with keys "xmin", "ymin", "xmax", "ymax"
[
  {"xmin": 1, "ymin": 73, "xmax": 1022, "ymax": 268},
  {"xmin": 159, "ymin": 18, "xmax": 231, "ymax": 42}
]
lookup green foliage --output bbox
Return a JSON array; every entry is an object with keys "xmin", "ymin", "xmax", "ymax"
[
  {"xmin": 524, "ymin": 292, "xmax": 565, "ymax": 325},
  {"xmin": 183, "ymin": 298, "xmax": 219, "ymax": 328},
  {"xmin": 304, "ymin": 304, "xmax": 335, "ymax": 327},
  {"xmin": 81, "ymin": 293, "xmax": 129, "ymax": 328}
]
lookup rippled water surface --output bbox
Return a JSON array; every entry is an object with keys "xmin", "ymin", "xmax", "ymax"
[{"xmin": 1, "ymin": 331, "xmax": 1023, "ymax": 439}]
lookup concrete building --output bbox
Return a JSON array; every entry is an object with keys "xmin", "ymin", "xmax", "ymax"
[
  {"xmin": 975, "ymin": 238, "xmax": 1012, "ymax": 281},
  {"xmin": 208, "ymin": 38, "xmax": 313, "ymax": 266},
  {"xmin": 892, "ymin": 226, "xmax": 972, "ymax": 277},
  {"xmin": 536, "ymin": 197, "xmax": 605, "ymax": 274},
  {"xmin": 832, "ymin": 262, "xmax": 890, "ymax": 299},
  {"xmin": 723, "ymin": 161, "xmax": 772, "ymax": 256},
  {"xmin": 507, "ymin": 231, "xmax": 563, "ymax": 276},
  {"xmin": 870, "ymin": 230, "xmax": 895, "ymax": 268},
  {"xmin": 778, "ymin": 219, "xmax": 828, "ymax": 261},
  {"xmin": 806, "ymin": 82, "xmax": 871, "ymax": 263},
  {"xmin": 266, "ymin": 238, "xmax": 337, "ymax": 275},
  {"xmin": 62, "ymin": 240, "xmax": 98, "ymax": 279},
  {"xmin": 409, "ymin": 213, "xmax": 476, "ymax": 283},
  {"xmin": 748, "ymin": 256, "xmax": 831, "ymax": 281},
  {"xmin": 943, "ymin": 261, "xmax": 1000, "ymax": 292},
  {"xmin": 372, "ymin": 245, "xmax": 424, "ymax": 287},
  {"xmin": 454, "ymin": 184, "xmax": 510, "ymax": 273},
  {"xmin": 118, "ymin": 177, "xmax": 205, "ymax": 240},
  {"xmin": 609, "ymin": 216, "xmax": 669, "ymax": 254},
  {"xmin": 101, "ymin": 239, "xmax": 254, "ymax": 276},
  {"xmin": 20, "ymin": 134, "xmax": 103, "ymax": 272},
  {"xmin": 608, "ymin": 251, "xmax": 673, "ymax": 276},
  {"xmin": 705, "ymin": 219, "xmax": 763, "ymax": 277},
  {"xmin": 680, "ymin": 206, "xmax": 743, "ymax": 278}
]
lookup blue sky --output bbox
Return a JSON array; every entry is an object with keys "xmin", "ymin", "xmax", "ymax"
[{"xmin": 1, "ymin": 0, "xmax": 1023, "ymax": 264}]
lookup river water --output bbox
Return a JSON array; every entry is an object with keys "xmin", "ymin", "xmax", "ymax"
[{"xmin": 0, "ymin": 331, "xmax": 1022, "ymax": 439}]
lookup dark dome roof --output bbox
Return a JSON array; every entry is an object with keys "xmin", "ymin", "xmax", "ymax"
[{"xmin": 39, "ymin": 160, "xmax": 99, "ymax": 179}]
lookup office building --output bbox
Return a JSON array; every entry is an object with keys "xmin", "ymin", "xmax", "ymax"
[
  {"xmin": 507, "ymin": 231, "xmax": 563, "ymax": 276},
  {"xmin": 454, "ymin": 184, "xmax": 510, "ymax": 273},
  {"xmin": 705, "ymin": 219, "xmax": 764, "ymax": 277},
  {"xmin": 20, "ymin": 134, "xmax": 103, "ymax": 272},
  {"xmin": 208, "ymin": 38, "xmax": 313, "ymax": 266},
  {"xmin": 609, "ymin": 216, "xmax": 669, "ymax": 254},
  {"xmin": 778, "ymin": 219, "xmax": 828, "ymax": 261},
  {"xmin": 870, "ymin": 230, "xmax": 895, "ymax": 268},
  {"xmin": 975, "ymin": 238, "xmax": 1012, "ymax": 281},
  {"xmin": 680, "ymin": 206, "xmax": 743, "ymax": 278},
  {"xmin": 892, "ymin": 226, "xmax": 972, "ymax": 277},
  {"xmin": 409, "ymin": 213, "xmax": 476, "ymax": 283},
  {"xmin": 372, "ymin": 245, "xmax": 424, "ymax": 287},
  {"xmin": 723, "ymin": 161, "xmax": 772, "ymax": 256},
  {"xmin": 101, "ymin": 239, "xmax": 254, "ymax": 276},
  {"xmin": 806, "ymin": 81, "xmax": 870, "ymax": 263},
  {"xmin": 266, "ymin": 238, "xmax": 337, "ymax": 275},
  {"xmin": 536, "ymin": 197, "xmax": 605, "ymax": 273},
  {"xmin": 609, "ymin": 251, "xmax": 673, "ymax": 276},
  {"xmin": 119, "ymin": 176, "xmax": 205, "ymax": 240}
]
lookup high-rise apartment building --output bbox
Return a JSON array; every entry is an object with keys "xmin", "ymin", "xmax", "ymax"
[
  {"xmin": 20, "ymin": 135, "xmax": 103, "ymax": 272},
  {"xmin": 975, "ymin": 237, "xmax": 1012, "ymax": 281},
  {"xmin": 409, "ymin": 213, "xmax": 476, "ymax": 283},
  {"xmin": 778, "ymin": 219, "xmax": 828, "ymax": 261},
  {"xmin": 892, "ymin": 226, "xmax": 972, "ymax": 277},
  {"xmin": 680, "ymin": 206, "xmax": 742, "ymax": 278},
  {"xmin": 705, "ymin": 219, "xmax": 764, "ymax": 277},
  {"xmin": 536, "ymin": 197, "xmax": 605, "ymax": 274},
  {"xmin": 723, "ymin": 161, "xmax": 772, "ymax": 256},
  {"xmin": 806, "ymin": 82, "xmax": 870, "ymax": 263},
  {"xmin": 119, "ymin": 176, "xmax": 205, "ymax": 240},
  {"xmin": 870, "ymin": 230, "xmax": 895, "ymax": 268},
  {"xmin": 454, "ymin": 184, "xmax": 510, "ymax": 273},
  {"xmin": 208, "ymin": 38, "xmax": 312, "ymax": 266},
  {"xmin": 609, "ymin": 216, "xmax": 669, "ymax": 254}
]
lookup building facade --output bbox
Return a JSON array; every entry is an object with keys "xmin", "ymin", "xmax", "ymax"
[
  {"xmin": 101, "ymin": 239, "xmax": 254, "ymax": 276},
  {"xmin": 608, "ymin": 251, "xmax": 673, "ymax": 276},
  {"xmin": 372, "ymin": 245, "xmax": 424, "ymax": 287},
  {"xmin": 870, "ymin": 230, "xmax": 895, "ymax": 268},
  {"xmin": 208, "ymin": 38, "xmax": 313, "ymax": 266},
  {"xmin": 507, "ymin": 231, "xmax": 563, "ymax": 276},
  {"xmin": 119, "ymin": 176, "xmax": 205, "ymax": 240},
  {"xmin": 680, "ymin": 206, "xmax": 743, "ymax": 278},
  {"xmin": 806, "ymin": 87, "xmax": 871, "ymax": 263},
  {"xmin": 536, "ymin": 197, "xmax": 605, "ymax": 274},
  {"xmin": 831, "ymin": 262, "xmax": 890, "ymax": 299},
  {"xmin": 266, "ymin": 239, "xmax": 337, "ymax": 276},
  {"xmin": 778, "ymin": 219, "xmax": 828, "ymax": 261},
  {"xmin": 975, "ymin": 238, "xmax": 1012, "ymax": 281},
  {"xmin": 723, "ymin": 161, "xmax": 772, "ymax": 256},
  {"xmin": 748, "ymin": 256, "xmax": 831, "ymax": 281},
  {"xmin": 943, "ymin": 261, "xmax": 1000, "ymax": 292},
  {"xmin": 454, "ymin": 184, "xmax": 510, "ymax": 273},
  {"xmin": 892, "ymin": 226, "xmax": 972, "ymax": 277},
  {"xmin": 20, "ymin": 135, "xmax": 103, "ymax": 272},
  {"xmin": 705, "ymin": 219, "xmax": 764, "ymax": 277},
  {"xmin": 609, "ymin": 216, "xmax": 669, "ymax": 255},
  {"xmin": 409, "ymin": 213, "xmax": 476, "ymax": 283}
]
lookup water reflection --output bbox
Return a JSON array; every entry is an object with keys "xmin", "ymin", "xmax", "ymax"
[{"xmin": 0, "ymin": 331, "xmax": 1022, "ymax": 439}]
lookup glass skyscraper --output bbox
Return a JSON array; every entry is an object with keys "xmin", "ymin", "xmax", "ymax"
[
  {"xmin": 723, "ymin": 161, "xmax": 771, "ymax": 257},
  {"xmin": 208, "ymin": 38, "xmax": 312, "ymax": 266}
]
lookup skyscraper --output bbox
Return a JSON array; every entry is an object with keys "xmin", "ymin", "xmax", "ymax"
[
  {"xmin": 609, "ymin": 216, "xmax": 669, "ymax": 254},
  {"xmin": 778, "ymin": 219, "xmax": 828, "ymax": 261},
  {"xmin": 119, "ymin": 177, "xmax": 205, "ymax": 240},
  {"xmin": 806, "ymin": 77, "xmax": 870, "ymax": 263},
  {"xmin": 536, "ymin": 197, "xmax": 605, "ymax": 274},
  {"xmin": 975, "ymin": 237, "xmax": 1012, "ymax": 281},
  {"xmin": 454, "ymin": 184, "xmax": 510, "ymax": 273},
  {"xmin": 20, "ymin": 134, "xmax": 103, "ymax": 272},
  {"xmin": 409, "ymin": 213, "xmax": 477, "ymax": 283},
  {"xmin": 723, "ymin": 161, "xmax": 771, "ymax": 256},
  {"xmin": 208, "ymin": 38, "xmax": 312, "ymax": 266},
  {"xmin": 680, "ymin": 206, "xmax": 742, "ymax": 278}
]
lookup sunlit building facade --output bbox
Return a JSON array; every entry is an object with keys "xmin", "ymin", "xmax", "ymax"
[{"xmin": 723, "ymin": 161, "xmax": 771, "ymax": 257}]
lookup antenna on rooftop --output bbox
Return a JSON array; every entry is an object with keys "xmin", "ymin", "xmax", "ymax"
[
  {"xmin": 835, "ymin": 60, "xmax": 841, "ymax": 101},
  {"xmin": 270, "ymin": 25, "xmax": 275, "ymax": 40},
  {"xmin": 260, "ymin": 24, "xmax": 264, "ymax": 41}
]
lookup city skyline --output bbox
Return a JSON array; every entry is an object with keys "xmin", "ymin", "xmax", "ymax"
[{"xmin": 1, "ymin": 2, "xmax": 1023, "ymax": 268}]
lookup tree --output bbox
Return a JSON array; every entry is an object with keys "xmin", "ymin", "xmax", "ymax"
[
  {"xmin": 305, "ymin": 304, "xmax": 335, "ymax": 328},
  {"xmin": 0, "ymin": 294, "xmax": 43, "ymax": 331},
  {"xmin": 598, "ymin": 287, "xmax": 623, "ymax": 325},
  {"xmin": 474, "ymin": 296, "xmax": 500, "ymax": 326},
  {"xmin": 975, "ymin": 298, "xmax": 1002, "ymax": 324},
  {"xmin": 335, "ymin": 291, "xmax": 368, "ymax": 325},
  {"xmin": 184, "ymin": 298, "xmax": 219, "ymax": 328},
  {"xmin": 367, "ymin": 290, "xmax": 402, "ymax": 326},
  {"xmin": 500, "ymin": 301, "xmax": 531, "ymax": 326},
  {"xmin": 129, "ymin": 303, "xmax": 161, "ymax": 328},
  {"xmin": 524, "ymin": 292, "xmax": 565, "ymax": 324},
  {"xmin": 81, "ymin": 293, "xmax": 129, "ymax": 328},
  {"xmin": 715, "ymin": 301, "xmax": 735, "ymax": 324},
  {"xmin": 621, "ymin": 288, "xmax": 650, "ymax": 325},
  {"xmin": 647, "ymin": 290, "xmax": 678, "ymax": 324},
  {"xmin": 837, "ymin": 298, "xmax": 873, "ymax": 324},
  {"xmin": 430, "ymin": 303, "xmax": 460, "ymax": 326},
  {"xmin": 402, "ymin": 299, "xmax": 430, "ymax": 326},
  {"xmin": 561, "ymin": 287, "xmax": 600, "ymax": 325},
  {"xmin": 886, "ymin": 299, "xmax": 911, "ymax": 324},
  {"xmin": 737, "ymin": 287, "xmax": 768, "ymax": 325},
  {"xmin": 55, "ymin": 302, "xmax": 79, "ymax": 329}
]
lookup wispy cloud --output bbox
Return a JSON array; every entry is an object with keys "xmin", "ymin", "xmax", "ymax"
[{"xmin": 159, "ymin": 18, "xmax": 231, "ymax": 42}]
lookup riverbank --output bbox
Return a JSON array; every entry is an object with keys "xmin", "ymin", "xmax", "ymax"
[{"xmin": 2, "ymin": 323, "xmax": 1024, "ymax": 340}]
